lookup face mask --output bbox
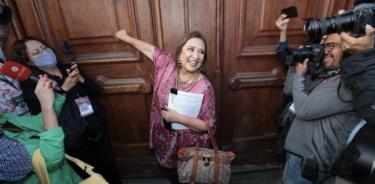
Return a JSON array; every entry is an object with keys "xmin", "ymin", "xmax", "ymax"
[{"xmin": 34, "ymin": 48, "xmax": 57, "ymax": 69}]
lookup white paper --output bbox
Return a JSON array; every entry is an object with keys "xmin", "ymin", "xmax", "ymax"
[{"xmin": 168, "ymin": 90, "xmax": 204, "ymax": 130}]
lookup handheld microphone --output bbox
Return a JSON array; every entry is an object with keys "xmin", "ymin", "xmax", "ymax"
[{"xmin": 0, "ymin": 61, "xmax": 62, "ymax": 91}]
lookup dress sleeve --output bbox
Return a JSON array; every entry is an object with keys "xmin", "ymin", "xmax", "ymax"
[
  {"xmin": 38, "ymin": 127, "xmax": 65, "ymax": 169},
  {"xmin": 198, "ymin": 83, "xmax": 216, "ymax": 128},
  {"xmin": 152, "ymin": 48, "xmax": 175, "ymax": 73}
]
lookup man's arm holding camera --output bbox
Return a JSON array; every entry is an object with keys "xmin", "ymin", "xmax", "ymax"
[
  {"xmin": 340, "ymin": 24, "xmax": 375, "ymax": 53},
  {"xmin": 292, "ymin": 60, "xmax": 352, "ymax": 120}
]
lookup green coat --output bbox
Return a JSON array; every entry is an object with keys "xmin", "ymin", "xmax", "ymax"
[{"xmin": 0, "ymin": 94, "xmax": 82, "ymax": 184}]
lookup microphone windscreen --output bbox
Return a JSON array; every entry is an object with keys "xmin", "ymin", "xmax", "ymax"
[{"xmin": 0, "ymin": 61, "xmax": 32, "ymax": 81}]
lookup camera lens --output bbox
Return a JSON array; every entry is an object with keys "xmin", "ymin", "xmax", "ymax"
[
  {"xmin": 0, "ymin": 4, "xmax": 12, "ymax": 25},
  {"xmin": 305, "ymin": 13, "xmax": 356, "ymax": 42}
]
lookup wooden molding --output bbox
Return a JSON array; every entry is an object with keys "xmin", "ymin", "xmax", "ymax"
[
  {"xmin": 230, "ymin": 68, "xmax": 284, "ymax": 89},
  {"xmin": 95, "ymin": 75, "xmax": 151, "ymax": 94}
]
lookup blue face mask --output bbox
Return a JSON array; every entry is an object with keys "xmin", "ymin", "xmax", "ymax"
[{"xmin": 34, "ymin": 48, "xmax": 57, "ymax": 69}]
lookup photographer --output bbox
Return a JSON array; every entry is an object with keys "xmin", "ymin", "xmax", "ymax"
[
  {"xmin": 282, "ymin": 33, "xmax": 360, "ymax": 184},
  {"xmin": 334, "ymin": 14, "xmax": 375, "ymax": 184}
]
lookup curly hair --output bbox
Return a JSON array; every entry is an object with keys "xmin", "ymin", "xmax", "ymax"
[{"xmin": 12, "ymin": 37, "xmax": 56, "ymax": 65}]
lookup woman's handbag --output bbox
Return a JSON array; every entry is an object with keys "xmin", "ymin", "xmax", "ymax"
[
  {"xmin": 32, "ymin": 148, "xmax": 108, "ymax": 184},
  {"xmin": 177, "ymin": 125, "xmax": 236, "ymax": 184}
]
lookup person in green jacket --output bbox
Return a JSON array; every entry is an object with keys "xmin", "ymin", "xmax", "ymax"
[{"xmin": 0, "ymin": 75, "xmax": 82, "ymax": 183}]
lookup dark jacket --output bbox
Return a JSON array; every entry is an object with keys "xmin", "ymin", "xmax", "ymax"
[
  {"xmin": 20, "ymin": 63, "xmax": 102, "ymax": 115},
  {"xmin": 285, "ymin": 73, "xmax": 359, "ymax": 172}
]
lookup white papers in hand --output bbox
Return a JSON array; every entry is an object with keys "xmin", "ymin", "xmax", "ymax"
[{"xmin": 168, "ymin": 89, "xmax": 204, "ymax": 130}]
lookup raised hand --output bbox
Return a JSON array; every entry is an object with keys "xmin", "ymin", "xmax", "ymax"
[
  {"xmin": 275, "ymin": 14, "xmax": 289, "ymax": 32},
  {"xmin": 275, "ymin": 14, "xmax": 289, "ymax": 42},
  {"xmin": 67, "ymin": 63, "xmax": 85, "ymax": 83},
  {"xmin": 115, "ymin": 29, "xmax": 131, "ymax": 42},
  {"xmin": 34, "ymin": 75, "xmax": 55, "ymax": 109},
  {"xmin": 61, "ymin": 65, "xmax": 80, "ymax": 92},
  {"xmin": 340, "ymin": 24, "xmax": 374, "ymax": 54}
]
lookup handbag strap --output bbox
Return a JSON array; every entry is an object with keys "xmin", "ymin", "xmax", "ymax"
[
  {"xmin": 32, "ymin": 148, "xmax": 108, "ymax": 184},
  {"xmin": 207, "ymin": 125, "xmax": 220, "ymax": 184},
  {"xmin": 64, "ymin": 154, "xmax": 95, "ymax": 175},
  {"xmin": 190, "ymin": 124, "xmax": 220, "ymax": 184},
  {"xmin": 32, "ymin": 148, "xmax": 51, "ymax": 184},
  {"xmin": 190, "ymin": 145, "xmax": 200, "ymax": 184}
]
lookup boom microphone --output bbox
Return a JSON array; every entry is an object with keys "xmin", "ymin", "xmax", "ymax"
[{"xmin": 0, "ymin": 61, "xmax": 61, "ymax": 91}]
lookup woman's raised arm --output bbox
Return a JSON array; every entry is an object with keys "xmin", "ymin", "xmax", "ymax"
[{"xmin": 115, "ymin": 29, "xmax": 156, "ymax": 62}]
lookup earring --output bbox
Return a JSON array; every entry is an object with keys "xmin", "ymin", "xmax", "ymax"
[{"xmin": 177, "ymin": 59, "xmax": 181, "ymax": 65}]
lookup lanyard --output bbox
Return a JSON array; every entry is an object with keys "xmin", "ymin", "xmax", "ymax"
[{"xmin": 0, "ymin": 75, "xmax": 19, "ymax": 89}]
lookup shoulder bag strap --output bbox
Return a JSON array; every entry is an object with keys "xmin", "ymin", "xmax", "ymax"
[
  {"xmin": 64, "ymin": 154, "xmax": 95, "ymax": 175},
  {"xmin": 32, "ymin": 148, "xmax": 50, "ymax": 184},
  {"xmin": 64, "ymin": 154, "xmax": 109, "ymax": 184},
  {"xmin": 206, "ymin": 125, "xmax": 220, "ymax": 184}
]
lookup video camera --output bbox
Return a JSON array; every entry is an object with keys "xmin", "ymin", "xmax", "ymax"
[
  {"xmin": 304, "ymin": 3, "xmax": 375, "ymax": 43},
  {"xmin": 287, "ymin": 43, "xmax": 325, "ymax": 79},
  {"xmin": 0, "ymin": 4, "xmax": 11, "ymax": 25}
]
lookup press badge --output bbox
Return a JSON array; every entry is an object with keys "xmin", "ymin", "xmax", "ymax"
[{"xmin": 75, "ymin": 96, "xmax": 94, "ymax": 117}]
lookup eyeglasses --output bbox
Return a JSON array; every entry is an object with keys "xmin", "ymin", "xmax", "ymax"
[{"xmin": 322, "ymin": 42, "xmax": 342, "ymax": 51}]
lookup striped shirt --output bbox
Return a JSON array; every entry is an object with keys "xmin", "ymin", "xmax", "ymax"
[{"xmin": 0, "ymin": 129, "xmax": 32, "ymax": 181}]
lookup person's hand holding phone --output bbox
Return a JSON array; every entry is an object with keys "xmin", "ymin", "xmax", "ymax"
[
  {"xmin": 276, "ymin": 14, "xmax": 289, "ymax": 32},
  {"xmin": 281, "ymin": 5, "xmax": 298, "ymax": 19},
  {"xmin": 61, "ymin": 64, "xmax": 80, "ymax": 92},
  {"xmin": 67, "ymin": 63, "xmax": 85, "ymax": 83}
]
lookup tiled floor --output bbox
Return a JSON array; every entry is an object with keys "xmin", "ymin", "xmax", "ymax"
[{"xmin": 122, "ymin": 168, "xmax": 283, "ymax": 184}]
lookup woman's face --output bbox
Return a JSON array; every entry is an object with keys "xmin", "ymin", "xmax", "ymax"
[
  {"xmin": 25, "ymin": 40, "xmax": 48, "ymax": 64},
  {"xmin": 178, "ymin": 38, "xmax": 205, "ymax": 73},
  {"xmin": 25, "ymin": 40, "xmax": 57, "ymax": 69}
]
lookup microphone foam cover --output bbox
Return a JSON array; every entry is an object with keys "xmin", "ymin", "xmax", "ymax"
[{"xmin": 0, "ymin": 61, "xmax": 32, "ymax": 81}]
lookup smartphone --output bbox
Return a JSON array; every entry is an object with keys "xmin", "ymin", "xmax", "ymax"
[{"xmin": 281, "ymin": 5, "xmax": 298, "ymax": 19}]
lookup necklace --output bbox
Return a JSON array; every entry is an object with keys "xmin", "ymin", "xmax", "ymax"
[{"xmin": 175, "ymin": 69, "xmax": 200, "ymax": 92}]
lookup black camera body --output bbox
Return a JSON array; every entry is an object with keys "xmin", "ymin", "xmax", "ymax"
[
  {"xmin": 288, "ymin": 44, "xmax": 325, "ymax": 79},
  {"xmin": 305, "ymin": 3, "xmax": 375, "ymax": 42}
]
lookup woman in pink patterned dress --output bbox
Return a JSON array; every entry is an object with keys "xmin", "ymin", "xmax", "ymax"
[{"xmin": 115, "ymin": 30, "xmax": 216, "ymax": 182}]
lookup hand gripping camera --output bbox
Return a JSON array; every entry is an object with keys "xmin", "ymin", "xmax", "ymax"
[
  {"xmin": 304, "ymin": 3, "xmax": 375, "ymax": 43},
  {"xmin": 287, "ymin": 43, "xmax": 326, "ymax": 79}
]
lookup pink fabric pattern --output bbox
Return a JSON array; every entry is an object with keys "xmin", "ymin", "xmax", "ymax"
[{"xmin": 149, "ymin": 48, "xmax": 216, "ymax": 168}]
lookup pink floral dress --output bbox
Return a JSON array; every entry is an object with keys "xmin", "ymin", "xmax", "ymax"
[{"xmin": 149, "ymin": 48, "xmax": 216, "ymax": 168}]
